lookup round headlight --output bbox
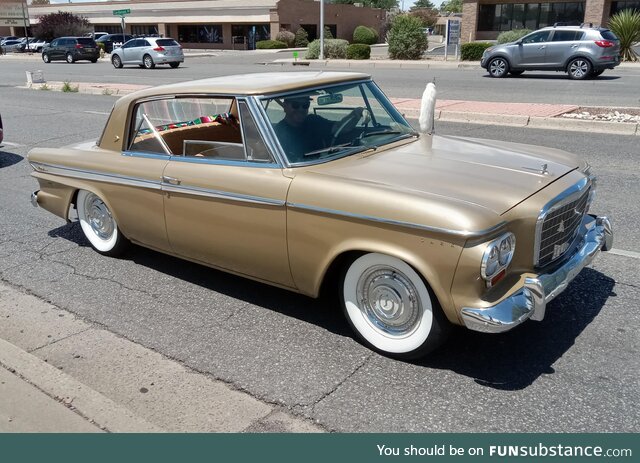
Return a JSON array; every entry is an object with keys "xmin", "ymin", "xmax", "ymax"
[
  {"xmin": 481, "ymin": 232, "xmax": 516, "ymax": 284},
  {"xmin": 499, "ymin": 235, "xmax": 515, "ymax": 265},
  {"xmin": 485, "ymin": 246, "xmax": 500, "ymax": 276}
]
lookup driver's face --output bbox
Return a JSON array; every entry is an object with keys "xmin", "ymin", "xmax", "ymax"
[{"xmin": 283, "ymin": 99, "xmax": 311, "ymax": 127}]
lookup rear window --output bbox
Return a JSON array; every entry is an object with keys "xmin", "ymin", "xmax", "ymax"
[
  {"xmin": 77, "ymin": 38, "xmax": 96, "ymax": 46},
  {"xmin": 600, "ymin": 30, "xmax": 618, "ymax": 41},
  {"xmin": 156, "ymin": 39, "xmax": 180, "ymax": 47},
  {"xmin": 551, "ymin": 31, "xmax": 584, "ymax": 41}
]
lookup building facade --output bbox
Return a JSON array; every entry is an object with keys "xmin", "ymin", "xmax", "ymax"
[
  {"xmin": 461, "ymin": 0, "xmax": 640, "ymax": 42},
  {"xmin": 15, "ymin": 0, "xmax": 385, "ymax": 49}
]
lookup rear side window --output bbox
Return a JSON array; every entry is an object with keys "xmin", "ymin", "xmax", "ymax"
[
  {"xmin": 77, "ymin": 38, "xmax": 96, "ymax": 46},
  {"xmin": 600, "ymin": 30, "xmax": 618, "ymax": 41},
  {"xmin": 156, "ymin": 39, "xmax": 180, "ymax": 47},
  {"xmin": 551, "ymin": 31, "xmax": 584, "ymax": 41}
]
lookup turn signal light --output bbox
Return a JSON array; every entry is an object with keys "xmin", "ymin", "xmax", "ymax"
[{"xmin": 594, "ymin": 40, "xmax": 615, "ymax": 48}]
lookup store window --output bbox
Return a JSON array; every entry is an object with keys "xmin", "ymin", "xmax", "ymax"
[
  {"xmin": 178, "ymin": 25, "xmax": 223, "ymax": 43},
  {"xmin": 478, "ymin": 2, "xmax": 585, "ymax": 31},
  {"xmin": 610, "ymin": 0, "xmax": 640, "ymax": 14}
]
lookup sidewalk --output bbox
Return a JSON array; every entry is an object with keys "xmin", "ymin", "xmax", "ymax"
[{"xmin": 0, "ymin": 281, "xmax": 325, "ymax": 432}]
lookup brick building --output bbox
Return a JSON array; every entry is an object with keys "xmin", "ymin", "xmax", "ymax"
[
  {"xmin": 6, "ymin": 0, "xmax": 386, "ymax": 49},
  {"xmin": 460, "ymin": 0, "xmax": 640, "ymax": 42}
]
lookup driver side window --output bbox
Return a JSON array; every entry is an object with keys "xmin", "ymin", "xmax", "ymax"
[{"xmin": 522, "ymin": 31, "xmax": 550, "ymax": 44}]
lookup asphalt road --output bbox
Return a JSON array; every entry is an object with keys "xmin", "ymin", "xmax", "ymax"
[
  {"xmin": 1, "ymin": 52, "xmax": 640, "ymax": 106},
  {"xmin": 0, "ymin": 86, "xmax": 638, "ymax": 432}
]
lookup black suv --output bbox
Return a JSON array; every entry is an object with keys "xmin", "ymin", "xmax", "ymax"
[
  {"xmin": 42, "ymin": 37, "xmax": 99, "ymax": 63},
  {"xmin": 96, "ymin": 34, "xmax": 133, "ymax": 53}
]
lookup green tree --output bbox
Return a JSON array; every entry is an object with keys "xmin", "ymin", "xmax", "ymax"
[
  {"xmin": 409, "ymin": 8, "xmax": 438, "ymax": 28},
  {"xmin": 440, "ymin": 0, "xmax": 462, "ymax": 14},
  {"xmin": 32, "ymin": 11, "xmax": 91, "ymax": 41},
  {"xmin": 294, "ymin": 27, "xmax": 309, "ymax": 47},
  {"xmin": 411, "ymin": 0, "xmax": 435, "ymax": 10},
  {"xmin": 608, "ymin": 9, "xmax": 640, "ymax": 61},
  {"xmin": 387, "ymin": 14, "xmax": 428, "ymax": 60},
  {"xmin": 330, "ymin": 0, "xmax": 398, "ymax": 9}
]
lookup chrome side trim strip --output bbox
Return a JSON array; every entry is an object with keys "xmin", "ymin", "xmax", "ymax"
[
  {"xmin": 122, "ymin": 151, "xmax": 171, "ymax": 160},
  {"xmin": 164, "ymin": 184, "xmax": 285, "ymax": 206},
  {"xmin": 29, "ymin": 162, "xmax": 162, "ymax": 190},
  {"xmin": 167, "ymin": 156, "xmax": 280, "ymax": 168},
  {"xmin": 287, "ymin": 202, "xmax": 506, "ymax": 237}
]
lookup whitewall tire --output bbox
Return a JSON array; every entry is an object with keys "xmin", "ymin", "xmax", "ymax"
[
  {"xmin": 341, "ymin": 253, "xmax": 449, "ymax": 358},
  {"xmin": 77, "ymin": 190, "xmax": 129, "ymax": 256}
]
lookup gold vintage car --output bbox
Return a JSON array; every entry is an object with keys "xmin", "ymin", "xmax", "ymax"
[{"xmin": 28, "ymin": 72, "xmax": 613, "ymax": 358}]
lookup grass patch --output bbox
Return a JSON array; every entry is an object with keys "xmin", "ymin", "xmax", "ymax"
[{"xmin": 62, "ymin": 81, "xmax": 79, "ymax": 93}]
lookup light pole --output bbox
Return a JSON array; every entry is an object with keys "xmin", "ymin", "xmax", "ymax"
[
  {"xmin": 319, "ymin": 0, "xmax": 324, "ymax": 60},
  {"xmin": 21, "ymin": 0, "xmax": 29, "ymax": 41}
]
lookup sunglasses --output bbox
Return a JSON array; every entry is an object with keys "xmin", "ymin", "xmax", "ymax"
[{"xmin": 287, "ymin": 101, "xmax": 311, "ymax": 110}]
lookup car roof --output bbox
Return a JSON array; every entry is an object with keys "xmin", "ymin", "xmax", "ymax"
[
  {"xmin": 121, "ymin": 71, "xmax": 371, "ymax": 99},
  {"xmin": 538, "ymin": 25, "xmax": 609, "ymax": 31}
]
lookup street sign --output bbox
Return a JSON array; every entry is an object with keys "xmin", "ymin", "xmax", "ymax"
[
  {"xmin": 112, "ymin": 9, "xmax": 131, "ymax": 16},
  {"xmin": 447, "ymin": 19, "xmax": 460, "ymax": 45}
]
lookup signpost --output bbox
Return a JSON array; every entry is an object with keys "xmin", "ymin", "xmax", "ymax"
[
  {"xmin": 444, "ymin": 19, "xmax": 460, "ymax": 61},
  {"xmin": 112, "ymin": 9, "xmax": 130, "ymax": 50}
]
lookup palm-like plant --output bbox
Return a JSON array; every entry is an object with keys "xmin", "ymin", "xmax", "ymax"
[{"xmin": 608, "ymin": 9, "xmax": 640, "ymax": 62}]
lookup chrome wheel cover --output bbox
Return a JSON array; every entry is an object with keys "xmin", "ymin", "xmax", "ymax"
[
  {"xmin": 83, "ymin": 193, "xmax": 114, "ymax": 240},
  {"xmin": 144, "ymin": 56, "xmax": 152, "ymax": 68},
  {"xmin": 490, "ymin": 59, "xmax": 506, "ymax": 76},
  {"xmin": 113, "ymin": 56, "xmax": 120, "ymax": 67},
  {"xmin": 570, "ymin": 60, "xmax": 588, "ymax": 78},
  {"xmin": 356, "ymin": 265, "xmax": 421, "ymax": 337}
]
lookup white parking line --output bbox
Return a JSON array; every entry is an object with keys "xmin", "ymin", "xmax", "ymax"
[{"xmin": 608, "ymin": 248, "xmax": 640, "ymax": 259}]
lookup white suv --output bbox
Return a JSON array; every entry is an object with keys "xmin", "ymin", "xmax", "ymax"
[{"xmin": 111, "ymin": 37, "xmax": 184, "ymax": 69}]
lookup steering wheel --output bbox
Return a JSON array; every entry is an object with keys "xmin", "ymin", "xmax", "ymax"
[{"xmin": 330, "ymin": 107, "xmax": 366, "ymax": 145}]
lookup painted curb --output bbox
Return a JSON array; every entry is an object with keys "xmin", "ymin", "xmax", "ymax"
[
  {"xmin": 528, "ymin": 116, "xmax": 639, "ymax": 135},
  {"xmin": 0, "ymin": 337, "xmax": 164, "ymax": 433}
]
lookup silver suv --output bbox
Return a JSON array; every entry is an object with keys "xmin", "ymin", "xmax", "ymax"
[
  {"xmin": 481, "ymin": 25, "xmax": 620, "ymax": 80},
  {"xmin": 111, "ymin": 37, "xmax": 184, "ymax": 69}
]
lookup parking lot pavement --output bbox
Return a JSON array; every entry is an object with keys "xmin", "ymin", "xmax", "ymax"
[{"xmin": 0, "ymin": 282, "xmax": 325, "ymax": 433}]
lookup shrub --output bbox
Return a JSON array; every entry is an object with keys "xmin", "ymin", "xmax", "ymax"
[
  {"xmin": 496, "ymin": 29, "xmax": 531, "ymax": 44},
  {"xmin": 353, "ymin": 25, "xmax": 378, "ymax": 45},
  {"xmin": 61, "ymin": 81, "xmax": 79, "ymax": 93},
  {"xmin": 256, "ymin": 40, "xmax": 288, "ymax": 49},
  {"xmin": 346, "ymin": 43, "xmax": 371, "ymax": 60},
  {"xmin": 305, "ymin": 39, "xmax": 349, "ymax": 59},
  {"xmin": 608, "ymin": 9, "xmax": 640, "ymax": 61},
  {"xmin": 387, "ymin": 14, "xmax": 428, "ymax": 60},
  {"xmin": 460, "ymin": 42, "xmax": 493, "ymax": 61},
  {"xmin": 275, "ymin": 30, "xmax": 295, "ymax": 48},
  {"xmin": 323, "ymin": 26, "xmax": 334, "ymax": 40},
  {"xmin": 294, "ymin": 27, "xmax": 309, "ymax": 47}
]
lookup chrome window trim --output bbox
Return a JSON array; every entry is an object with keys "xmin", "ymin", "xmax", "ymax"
[
  {"xmin": 239, "ymin": 98, "xmax": 279, "ymax": 165},
  {"xmin": 286, "ymin": 202, "xmax": 507, "ymax": 238},
  {"xmin": 163, "ymin": 183, "xmax": 285, "ymax": 206},
  {"xmin": 533, "ymin": 176, "xmax": 591, "ymax": 267},
  {"xmin": 167, "ymin": 155, "xmax": 280, "ymax": 169},
  {"xmin": 247, "ymin": 96, "xmax": 288, "ymax": 168},
  {"xmin": 29, "ymin": 161, "xmax": 162, "ymax": 190},
  {"xmin": 122, "ymin": 151, "xmax": 171, "ymax": 161}
]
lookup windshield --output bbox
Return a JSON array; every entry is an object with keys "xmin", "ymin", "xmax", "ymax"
[{"xmin": 261, "ymin": 81, "xmax": 416, "ymax": 165}]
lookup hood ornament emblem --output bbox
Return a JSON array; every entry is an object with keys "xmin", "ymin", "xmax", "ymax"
[
  {"xmin": 557, "ymin": 220, "xmax": 565, "ymax": 233},
  {"xmin": 523, "ymin": 163, "xmax": 549, "ymax": 175}
]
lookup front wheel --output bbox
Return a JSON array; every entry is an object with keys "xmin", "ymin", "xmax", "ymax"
[
  {"xmin": 567, "ymin": 58, "xmax": 591, "ymax": 80},
  {"xmin": 143, "ymin": 54, "xmax": 155, "ymax": 69},
  {"xmin": 66, "ymin": 53, "xmax": 75, "ymax": 64},
  {"xmin": 42, "ymin": 53, "xmax": 50, "ymax": 63},
  {"xmin": 111, "ymin": 54, "xmax": 123, "ymax": 68},
  {"xmin": 341, "ymin": 253, "xmax": 450, "ymax": 359},
  {"xmin": 488, "ymin": 57, "xmax": 509, "ymax": 78},
  {"xmin": 77, "ymin": 190, "xmax": 129, "ymax": 256}
]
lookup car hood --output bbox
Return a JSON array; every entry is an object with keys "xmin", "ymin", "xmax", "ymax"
[{"xmin": 304, "ymin": 135, "xmax": 583, "ymax": 215}]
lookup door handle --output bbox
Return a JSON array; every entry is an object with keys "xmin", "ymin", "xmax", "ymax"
[
  {"xmin": 538, "ymin": 45, "xmax": 546, "ymax": 49},
  {"xmin": 162, "ymin": 176, "xmax": 181, "ymax": 185},
  {"xmin": 571, "ymin": 44, "xmax": 578, "ymax": 48}
]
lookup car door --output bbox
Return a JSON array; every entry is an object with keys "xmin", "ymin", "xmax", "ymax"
[
  {"xmin": 49, "ymin": 39, "xmax": 62, "ymax": 59},
  {"xmin": 159, "ymin": 96, "xmax": 295, "ymax": 287},
  {"xmin": 135, "ymin": 39, "xmax": 152, "ymax": 63},
  {"xmin": 120, "ymin": 39, "xmax": 138, "ymax": 64},
  {"xmin": 513, "ymin": 30, "xmax": 551, "ymax": 67},
  {"xmin": 545, "ymin": 30, "xmax": 584, "ymax": 67}
]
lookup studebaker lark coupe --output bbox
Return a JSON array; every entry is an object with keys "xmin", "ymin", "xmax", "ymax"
[{"xmin": 28, "ymin": 72, "xmax": 613, "ymax": 358}]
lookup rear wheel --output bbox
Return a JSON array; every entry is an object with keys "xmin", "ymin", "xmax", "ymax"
[
  {"xmin": 567, "ymin": 58, "xmax": 591, "ymax": 80},
  {"xmin": 90, "ymin": 58, "xmax": 97, "ymax": 63},
  {"xmin": 143, "ymin": 54, "xmax": 155, "ymax": 69},
  {"xmin": 77, "ymin": 190, "xmax": 129, "ymax": 256},
  {"xmin": 488, "ymin": 57, "xmax": 509, "ymax": 78},
  {"xmin": 66, "ymin": 53, "xmax": 75, "ymax": 64},
  {"xmin": 169, "ymin": 62, "xmax": 180, "ymax": 68},
  {"xmin": 111, "ymin": 54, "xmax": 123, "ymax": 68},
  {"xmin": 341, "ymin": 253, "xmax": 450, "ymax": 359}
]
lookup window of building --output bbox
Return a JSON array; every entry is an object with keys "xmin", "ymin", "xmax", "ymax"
[
  {"xmin": 478, "ymin": 2, "xmax": 585, "ymax": 32},
  {"xmin": 131, "ymin": 25, "xmax": 158, "ymax": 36},
  {"xmin": 611, "ymin": 0, "xmax": 640, "ymax": 15},
  {"xmin": 178, "ymin": 25, "xmax": 223, "ymax": 43}
]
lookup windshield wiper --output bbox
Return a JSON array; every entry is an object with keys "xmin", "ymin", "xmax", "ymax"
[
  {"xmin": 359, "ymin": 129, "xmax": 419, "ymax": 139},
  {"xmin": 303, "ymin": 143, "xmax": 355, "ymax": 157}
]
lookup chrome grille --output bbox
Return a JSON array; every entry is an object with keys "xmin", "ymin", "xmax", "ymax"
[{"xmin": 536, "ymin": 186, "xmax": 590, "ymax": 268}]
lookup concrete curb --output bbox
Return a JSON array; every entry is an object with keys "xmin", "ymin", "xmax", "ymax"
[{"xmin": 0, "ymin": 337, "xmax": 164, "ymax": 432}]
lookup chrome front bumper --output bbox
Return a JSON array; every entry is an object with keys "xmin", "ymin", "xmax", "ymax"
[
  {"xmin": 31, "ymin": 190, "xmax": 39, "ymax": 207},
  {"xmin": 461, "ymin": 214, "xmax": 613, "ymax": 333}
]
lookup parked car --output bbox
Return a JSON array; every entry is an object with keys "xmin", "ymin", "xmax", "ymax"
[
  {"xmin": 96, "ymin": 33, "xmax": 133, "ymax": 53},
  {"xmin": 42, "ymin": 37, "xmax": 99, "ymax": 63},
  {"xmin": 0, "ymin": 36, "xmax": 19, "ymax": 44},
  {"xmin": 481, "ymin": 25, "xmax": 621, "ymax": 79},
  {"xmin": 89, "ymin": 32, "xmax": 109, "ymax": 40},
  {"xmin": 27, "ymin": 72, "xmax": 613, "ymax": 358},
  {"xmin": 0, "ymin": 39, "xmax": 24, "ymax": 53},
  {"xmin": 27, "ymin": 38, "xmax": 48, "ymax": 53},
  {"xmin": 111, "ymin": 37, "xmax": 184, "ymax": 69}
]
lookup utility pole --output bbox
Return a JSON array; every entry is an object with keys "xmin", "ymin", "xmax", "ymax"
[
  {"xmin": 21, "ymin": 0, "xmax": 29, "ymax": 40},
  {"xmin": 319, "ymin": 0, "xmax": 324, "ymax": 60}
]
